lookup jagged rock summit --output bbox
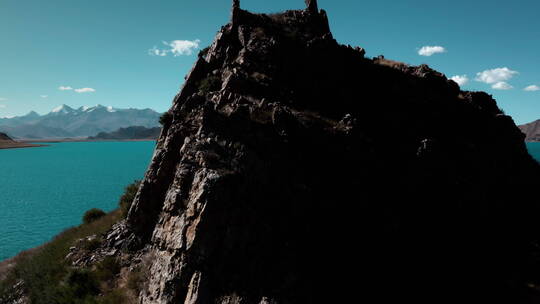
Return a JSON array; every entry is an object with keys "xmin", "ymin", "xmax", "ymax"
[{"xmin": 99, "ymin": 1, "xmax": 540, "ymax": 303}]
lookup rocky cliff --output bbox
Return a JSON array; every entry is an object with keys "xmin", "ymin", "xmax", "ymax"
[{"xmin": 65, "ymin": 1, "xmax": 540, "ymax": 303}]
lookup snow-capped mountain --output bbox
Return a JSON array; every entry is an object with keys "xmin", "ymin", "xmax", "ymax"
[
  {"xmin": 50, "ymin": 104, "xmax": 77, "ymax": 115},
  {"xmin": 0, "ymin": 104, "xmax": 162, "ymax": 139}
]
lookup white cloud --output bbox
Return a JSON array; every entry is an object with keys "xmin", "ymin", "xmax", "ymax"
[
  {"xmin": 492, "ymin": 81, "xmax": 513, "ymax": 90},
  {"xmin": 524, "ymin": 85, "xmax": 540, "ymax": 92},
  {"xmin": 168, "ymin": 39, "xmax": 201, "ymax": 56},
  {"xmin": 0, "ymin": 98, "xmax": 7, "ymax": 101},
  {"xmin": 418, "ymin": 46, "xmax": 446, "ymax": 56},
  {"xmin": 74, "ymin": 88, "xmax": 96, "ymax": 93},
  {"xmin": 475, "ymin": 67, "xmax": 518, "ymax": 85},
  {"xmin": 59, "ymin": 86, "xmax": 73, "ymax": 91},
  {"xmin": 40, "ymin": 95, "xmax": 48, "ymax": 98},
  {"xmin": 450, "ymin": 75, "xmax": 469, "ymax": 86},
  {"xmin": 148, "ymin": 46, "xmax": 167, "ymax": 57},
  {"xmin": 148, "ymin": 39, "xmax": 201, "ymax": 57},
  {"xmin": 0, "ymin": 104, "xmax": 5, "ymax": 108}
]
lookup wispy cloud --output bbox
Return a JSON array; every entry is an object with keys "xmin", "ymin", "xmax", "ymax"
[
  {"xmin": 148, "ymin": 39, "xmax": 201, "ymax": 57},
  {"xmin": 450, "ymin": 75, "xmax": 469, "ymax": 86},
  {"xmin": 40, "ymin": 95, "xmax": 48, "ymax": 98},
  {"xmin": 418, "ymin": 46, "xmax": 446, "ymax": 56},
  {"xmin": 169, "ymin": 40, "xmax": 201, "ymax": 56},
  {"xmin": 0, "ymin": 98, "xmax": 7, "ymax": 101},
  {"xmin": 475, "ymin": 67, "xmax": 518, "ymax": 90},
  {"xmin": 59, "ymin": 86, "xmax": 95, "ymax": 93},
  {"xmin": 491, "ymin": 82, "xmax": 513, "ymax": 90},
  {"xmin": 148, "ymin": 47, "xmax": 167, "ymax": 57},
  {"xmin": 74, "ymin": 88, "xmax": 96, "ymax": 93},
  {"xmin": 524, "ymin": 85, "xmax": 540, "ymax": 92},
  {"xmin": 0, "ymin": 104, "xmax": 6, "ymax": 108}
]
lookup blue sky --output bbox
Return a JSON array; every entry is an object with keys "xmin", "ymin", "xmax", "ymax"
[{"xmin": 0, "ymin": 0, "xmax": 539, "ymax": 124}]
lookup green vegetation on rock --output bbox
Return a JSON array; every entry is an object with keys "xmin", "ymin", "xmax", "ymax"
[
  {"xmin": 198, "ymin": 75, "xmax": 222, "ymax": 93},
  {"xmin": 0, "ymin": 181, "xmax": 143, "ymax": 304},
  {"xmin": 82, "ymin": 209, "xmax": 106, "ymax": 225},
  {"xmin": 119, "ymin": 181, "xmax": 141, "ymax": 218},
  {"xmin": 159, "ymin": 112, "xmax": 172, "ymax": 126}
]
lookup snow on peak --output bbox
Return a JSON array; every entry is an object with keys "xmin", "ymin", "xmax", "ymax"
[
  {"xmin": 78, "ymin": 105, "xmax": 117, "ymax": 113},
  {"xmin": 48, "ymin": 104, "xmax": 125, "ymax": 115},
  {"xmin": 51, "ymin": 104, "xmax": 75, "ymax": 114}
]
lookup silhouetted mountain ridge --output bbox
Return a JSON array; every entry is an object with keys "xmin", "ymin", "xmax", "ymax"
[{"xmin": 88, "ymin": 126, "xmax": 161, "ymax": 140}]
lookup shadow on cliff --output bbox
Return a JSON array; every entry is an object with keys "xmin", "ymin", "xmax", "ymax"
[{"xmin": 111, "ymin": 1, "xmax": 540, "ymax": 303}]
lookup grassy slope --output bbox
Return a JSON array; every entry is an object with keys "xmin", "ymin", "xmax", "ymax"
[{"xmin": 0, "ymin": 181, "xmax": 140, "ymax": 304}]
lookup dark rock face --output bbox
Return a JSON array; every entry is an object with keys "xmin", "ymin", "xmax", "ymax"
[
  {"xmin": 0, "ymin": 132, "xmax": 12, "ymax": 141},
  {"xmin": 305, "ymin": 0, "xmax": 318, "ymax": 13},
  {"xmin": 119, "ymin": 3, "xmax": 540, "ymax": 304}
]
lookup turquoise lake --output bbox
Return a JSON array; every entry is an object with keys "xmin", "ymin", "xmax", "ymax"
[
  {"xmin": 0, "ymin": 141, "xmax": 155, "ymax": 260},
  {"xmin": 1, "ymin": 141, "xmax": 540, "ymax": 261}
]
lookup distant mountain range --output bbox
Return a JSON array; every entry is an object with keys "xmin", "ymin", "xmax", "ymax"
[
  {"xmin": 88, "ymin": 126, "xmax": 161, "ymax": 140},
  {"xmin": 0, "ymin": 105, "xmax": 161, "ymax": 139},
  {"xmin": 519, "ymin": 120, "xmax": 540, "ymax": 142}
]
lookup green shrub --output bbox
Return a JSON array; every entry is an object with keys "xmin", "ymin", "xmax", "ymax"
[
  {"xmin": 83, "ymin": 209, "xmax": 106, "ymax": 225},
  {"xmin": 198, "ymin": 75, "xmax": 222, "ymax": 93},
  {"xmin": 119, "ymin": 181, "xmax": 141, "ymax": 218},
  {"xmin": 61, "ymin": 269, "xmax": 100, "ymax": 300},
  {"xmin": 159, "ymin": 112, "xmax": 172, "ymax": 126},
  {"xmin": 127, "ymin": 266, "xmax": 145, "ymax": 293},
  {"xmin": 81, "ymin": 238, "xmax": 101, "ymax": 251},
  {"xmin": 94, "ymin": 256, "xmax": 121, "ymax": 282}
]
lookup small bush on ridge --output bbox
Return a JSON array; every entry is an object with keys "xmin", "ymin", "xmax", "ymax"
[{"xmin": 83, "ymin": 209, "xmax": 106, "ymax": 225}]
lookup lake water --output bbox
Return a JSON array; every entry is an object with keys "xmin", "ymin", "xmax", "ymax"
[
  {"xmin": 526, "ymin": 142, "xmax": 540, "ymax": 163},
  {"xmin": 0, "ymin": 141, "xmax": 155, "ymax": 260},
  {"xmin": 1, "ymin": 141, "xmax": 540, "ymax": 261}
]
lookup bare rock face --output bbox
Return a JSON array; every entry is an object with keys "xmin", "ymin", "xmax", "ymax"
[
  {"xmin": 116, "ymin": 3, "xmax": 540, "ymax": 304},
  {"xmin": 519, "ymin": 119, "xmax": 540, "ymax": 141}
]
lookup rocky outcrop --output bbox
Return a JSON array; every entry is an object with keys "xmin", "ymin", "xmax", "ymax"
[
  {"xmin": 0, "ymin": 132, "xmax": 43, "ymax": 149},
  {"xmin": 103, "ymin": 1, "xmax": 540, "ymax": 303},
  {"xmin": 519, "ymin": 119, "xmax": 540, "ymax": 141},
  {"xmin": 0, "ymin": 132, "xmax": 12, "ymax": 141}
]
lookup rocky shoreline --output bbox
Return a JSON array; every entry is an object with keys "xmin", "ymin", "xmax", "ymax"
[{"xmin": 0, "ymin": 133, "xmax": 46, "ymax": 149}]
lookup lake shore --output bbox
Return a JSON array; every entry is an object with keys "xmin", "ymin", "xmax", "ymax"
[
  {"xmin": 0, "ymin": 138, "xmax": 156, "ymax": 150},
  {"xmin": 0, "ymin": 142, "xmax": 48, "ymax": 150},
  {"xmin": 20, "ymin": 138, "xmax": 157, "ymax": 143}
]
